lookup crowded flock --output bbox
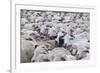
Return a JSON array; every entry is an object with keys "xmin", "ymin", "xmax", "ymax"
[{"xmin": 20, "ymin": 10, "xmax": 90, "ymax": 63}]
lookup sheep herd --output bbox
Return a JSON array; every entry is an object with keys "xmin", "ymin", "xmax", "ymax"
[{"xmin": 20, "ymin": 9, "xmax": 90, "ymax": 63}]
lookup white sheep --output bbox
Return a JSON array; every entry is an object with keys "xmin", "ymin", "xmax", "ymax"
[
  {"xmin": 35, "ymin": 16, "xmax": 45, "ymax": 23},
  {"xmin": 48, "ymin": 27, "xmax": 57, "ymax": 39},
  {"xmin": 31, "ymin": 45, "xmax": 48, "ymax": 62},
  {"xmin": 64, "ymin": 34, "xmax": 72, "ymax": 47},
  {"xmin": 76, "ymin": 49, "xmax": 89, "ymax": 60},
  {"xmin": 28, "ymin": 14, "xmax": 36, "ymax": 23},
  {"xmin": 48, "ymin": 47, "xmax": 70, "ymax": 61},
  {"xmin": 21, "ymin": 39, "xmax": 36, "ymax": 62},
  {"xmin": 52, "ymin": 15, "xmax": 62, "ymax": 21},
  {"xmin": 40, "ymin": 25, "xmax": 48, "ymax": 35},
  {"xmin": 33, "ymin": 54, "xmax": 49, "ymax": 62},
  {"xmin": 67, "ymin": 55, "xmax": 76, "ymax": 61},
  {"xmin": 24, "ymin": 23, "xmax": 34, "ymax": 30},
  {"xmin": 21, "ymin": 17, "xmax": 28, "ymax": 25}
]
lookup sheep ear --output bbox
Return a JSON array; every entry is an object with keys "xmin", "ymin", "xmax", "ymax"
[{"xmin": 35, "ymin": 45, "xmax": 38, "ymax": 48}]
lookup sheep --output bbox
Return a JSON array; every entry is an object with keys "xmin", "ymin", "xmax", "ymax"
[
  {"xmin": 63, "ymin": 34, "xmax": 72, "ymax": 48},
  {"xmin": 55, "ymin": 31, "xmax": 64, "ymax": 45},
  {"xmin": 46, "ymin": 40, "xmax": 57, "ymax": 49},
  {"xmin": 24, "ymin": 23, "xmax": 34, "ymax": 30},
  {"xmin": 66, "ymin": 40, "xmax": 89, "ymax": 60},
  {"xmin": 55, "ymin": 31, "xmax": 74, "ymax": 47},
  {"xmin": 21, "ymin": 29, "xmax": 34, "ymax": 36},
  {"xmin": 66, "ymin": 44, "xmax": 89, "ymax": 60},
  {"xmin": 73, "ymin": 32, "xmax": 89, "ymax": 50},
  {"xmin": 32, "ymin": 54, "xmax": 49, "ymax": 62},
  {"xmin": 31, "ymin": 44, "xmax": 49, "ymax": 62},
  {"xmin": 46, "ymin": 15, "xmax": 52, "ymax": 22},
  {"xmin": 66, "ymin": 55, "xmax": 76, "ymax": 61},
  {"xmin": 76, "ymin": 49, "xmax": 89, "ymax": 60},
  {"xmin": 40, "ymin": 25, "xmax": 48, "ymax": 35},
  {"xmin": 81, "ymin": 13, "xmax": 90, "ymax": 21},
  {"xmin": 28, "ymin": 14, "xmax": 36, "ymax": 23},
  {"xmin": 69, "ymin": 45, "xmax": 78, "ymax": 56},
  {"xmin": 48, "ymin": 27, "xmax": 57, "ymax": 39},
  {"xmin": 63, "ymin": 13, "xmax": 76, "ymax": 23},
  {"xmin": 52, "ymin": 15, "xmax": 62, "ymax": 21},
  {"xmin": 35, "ymin": 16, "xmax": 45, "ymax": 23},
  {"xmin": 21, "ymin": 39, "xmax": 37, "ymax": 63},
  {"xmin": 58, "ymin": 35, "xmax": 65, "ymax": 47},
  {"xmin": 21, "ymin": 17, "xmax": 28, "ymax": 25},
  {"xmin": 48, "ymin": 47, "xmax": 70, "ymax": 61},
  {"xmin": 21, "ymin": 29, "xmax": 40, "ymax": 42},
  {"xmin": 80, "ymin": 53, "xmax": 89, "ymax": 60}
]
